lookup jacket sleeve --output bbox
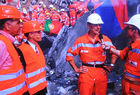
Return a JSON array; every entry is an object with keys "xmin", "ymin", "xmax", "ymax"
[{"xmin": 66, "ymin": 39, "xmax": 81, "ymax": 62}]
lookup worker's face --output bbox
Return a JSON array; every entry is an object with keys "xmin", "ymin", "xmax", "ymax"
[
  {"xmin": 29, "ymin": 31, "xmax": 42, "ymax": 42},
  {"xmin": 88, "ymin": 24, "xmax": 101, "ymax": 35},
  {"xmin": 126, "ymin": 25, "xmax": 136, "ymax": 39},
  {"xmin": 6, "ymin": 19, "xmax": 21, "ymax": 36}
]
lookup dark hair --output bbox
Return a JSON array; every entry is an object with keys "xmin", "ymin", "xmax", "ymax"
[
  {"xmin": 87, "ymin": 22, "xmax": 93, "ymax": 25},
  {"xmin": 24, "ymin": 33, "xmax": 29, "ymax": 37},
  {"xmin": 131, "ymin": 26, "xmax": 140, "ymax": 35},
  {"xmin": 126, "ymin": 25, "xmax": 140, "ymax": 35},
  {"xmin": 0, "ymin": 18, "xmax": 13, "ymax": 30},
  {"xmin": 136, "ymin": 27, "xmax": 140, "ymax": 35}
]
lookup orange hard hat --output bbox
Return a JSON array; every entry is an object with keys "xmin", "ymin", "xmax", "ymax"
[
  {"xmin": 22, "ymin": 21, "xmax": 43, "ymax": 33},
  {"xmin": 0, "ymin": 5, "xmax": 21, "ymax": 19}
]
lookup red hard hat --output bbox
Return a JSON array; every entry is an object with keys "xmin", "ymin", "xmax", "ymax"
[
  {"xmin": 0, "ymin": 5, "xmax": 21, "ymax": 19},
  {"xmin": 22, "ymin": 21, "xmax": 43, "ymax": 33}
]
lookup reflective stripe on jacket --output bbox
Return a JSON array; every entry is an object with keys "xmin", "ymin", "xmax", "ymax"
[
  {"xmin": 0, "ymin": 35, "xmax": 27, "ymax": 95},
  {"xmin": 66, "ymin": 33, "xmax": 114, "ymax": 63}
]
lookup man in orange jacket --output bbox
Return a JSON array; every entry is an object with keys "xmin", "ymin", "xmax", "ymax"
[
  {"xmin": 103, "ymin": 14, "xmax": 140, "ymax": 95},
  {"xmin": 66, "ymin": 13, "xmax": 117, "ymax": 95},
  {"xmin": 0, "ymin": 5, "xmax": 27, "ymax": 95},
  {"xmin": 18, "ymin": 21, "xmax": 47, "ymax": 95}
]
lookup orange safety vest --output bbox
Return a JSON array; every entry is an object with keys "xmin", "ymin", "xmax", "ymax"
[
  {"xmin": 0, "ymin": 35, "xmax": 27, "ymax": 95},
  {"xmin": 18, "ymin": 42, "xmax": 47, "ymax": 94}
]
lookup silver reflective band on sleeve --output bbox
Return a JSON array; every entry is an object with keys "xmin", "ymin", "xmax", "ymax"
[
  {"xmin": 124, "ymin": 72, "xmax": 140, "ymax": 79},
  {"xmin": 28, "ymin": 77, "xmax": 46, "ymax": 88},
  {"xmin": 0, "ymin": 69, "xmax": 24, "ymax": 81},
  {"xmin": 0, "ymin": 82, "xmax": 26, "ymax": 95},
  {"xmin": 26, "ymin": 67, "xmax": 45, "ymax": 78},
  {"xmin": 66, "ymin": 53, "xmax": 73, "ymax": 56},
  {"xmin": 86, "ymin": 61, "xmax": 103, "ymax": 65}
]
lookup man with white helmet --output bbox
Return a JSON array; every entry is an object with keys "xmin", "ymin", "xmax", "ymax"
[
  {"xmin": 103, "ymin": 14, "xmax": 140, "ymax": 94},
  {"xmin": 66, "ymin": 13, "xmax": 117, "ymax": 95}
]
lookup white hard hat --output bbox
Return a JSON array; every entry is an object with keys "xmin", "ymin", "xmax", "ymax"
[
  {"xmin": 39, "ymin": 1, "xmax": 43, "ymax": 5},
  {"xmin": 60, "ymin": 9, "xmax": 65, "ymax": 12},
  {"xmin": 124, "ymin": 14, "xmax": 140, "ymax": 30},
  {"xmin": 87, "ymin": 13, "xmax": 104, "ymax": 24},
  {"xmin": 49, "ymin": 4, "xmax": 54, "ymax": 8},
  {"xmin": 23, "ymin": 8, "xmax": 27, "ymax": 14},
  {"xmin": 80, "ymin": 0, "xmax": 84, "ymax": 2},
  {"xmin": 57, "ymin": 9, "xmax": 60, "ymax": 12}
]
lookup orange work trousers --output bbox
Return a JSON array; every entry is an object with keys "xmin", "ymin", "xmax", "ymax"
[{"xmin": 78, "ymin": 67, "xmax": 107, "ymax": 95}]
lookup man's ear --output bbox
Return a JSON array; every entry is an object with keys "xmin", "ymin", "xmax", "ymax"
[
  {"xmin": 87, "ymin": 23, "xmax": 91, "ymax": 29},
  {"xmin": 4, "ymin": 21, "xmax": 11, "ymax": 31},
  {"xmin": 28, "ymin": 32, "xmax": 32, "ymax": 37},
  {"xmin": 133, "ymin": 29, "xmax": 138, "ymax": 34},
  {"xmin": 28, "ymin": 32, "xmax": 34, "ymax": 38}
]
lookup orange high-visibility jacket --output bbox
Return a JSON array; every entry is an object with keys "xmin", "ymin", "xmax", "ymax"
[
  {"xmin": 66, "ymin": 33, "xmax": 115, "ymax": 63},
  {"xmin": 120, "ymin": 39, "xmax": 140, "ymax": 94},
  {"xmin": 0, "ymin": 35, "xmax": 27, "ymax": 95},
  {"xmin": 18, "ymin": 42, "xmax": 47, "ymax": 94},
  {"xmin": 120, "ymin": 39, "xmax": 140, "ymax": 77}
]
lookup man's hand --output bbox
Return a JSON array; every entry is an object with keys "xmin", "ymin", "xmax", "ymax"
[
  {"xmin": 101, "ymin": 42, "xmax": 111, "ymax": 50},
  {"xmin": 75, "ymin": 66, "xmax": 88, "ymax": 73}
]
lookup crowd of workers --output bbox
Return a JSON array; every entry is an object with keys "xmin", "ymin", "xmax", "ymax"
[
  {"xmin": 21, "ymin": 0, "xmax": 89, "ymax": 29},
  {"xmin": 0, "ymin": 0, "xmax": 140, "ymax": 95}
]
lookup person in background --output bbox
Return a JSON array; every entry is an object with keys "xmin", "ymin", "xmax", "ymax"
[
  {"xmin": 102, "ymin": 14, "xmax": 140, "ymax": 95},
  {"xmin": 60, "ymin": 9, "xmax": 70, "ymax": 26},
  {"xmin": 0, "ymin": 5, "xmax": 27, "ymax": 95},
  {"xmin": 21, "ymin": 8, "xmax": 30, "ymax": 22},
  {"xmin": 66, "ymin": 13, "xmax": 117, "ymax": 95},
  {"xmin": 18, "ymin": 21, "xmax": 47, "ymax": 95}
]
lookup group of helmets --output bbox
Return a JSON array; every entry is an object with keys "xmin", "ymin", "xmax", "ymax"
[
  {"xmin": 0, "ymin": 5, "xmax": 140, "ymax": 32},
  {"xmin": 87, "ymin": 13, "xmax": 140, "ymax": 30}
]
